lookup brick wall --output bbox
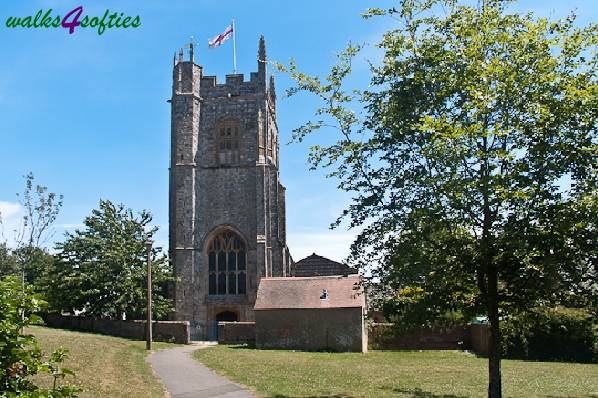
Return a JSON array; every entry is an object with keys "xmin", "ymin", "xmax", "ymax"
[
  {"xmin": 42, "ymin": 314, "xmax": 190, "ymax": 344},
  {"xmin": 255, "ymin": 308, "xmax": 367, "ymax": 352},
  {"xmin": 218, "ymin": 321, "xmax": 256, "ymax": 344},
  {"xmin": 370, "ymin": 323, "xmax": 489, "ymax": 353}
]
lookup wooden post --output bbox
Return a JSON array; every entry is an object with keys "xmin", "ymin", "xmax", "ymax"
[{"xmin": 146, "ymin": 240, "xmax": 153, "ymax": 350}]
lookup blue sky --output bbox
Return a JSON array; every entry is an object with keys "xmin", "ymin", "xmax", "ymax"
[{"xmin": 0, "ymin": 0, "xmax": 596, "ymax": 261}]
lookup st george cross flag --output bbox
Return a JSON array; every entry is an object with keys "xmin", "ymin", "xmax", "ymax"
[{"xmin": 208, "ymin": 24, "xmax": 234, "ymax": 48}]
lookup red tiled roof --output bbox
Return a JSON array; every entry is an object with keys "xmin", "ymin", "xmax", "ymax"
[
  {"xmin": 292, "ymin": 253, "xmax": 358, "ymax": 277},
  {"xmin": 254, "ymin": 275, "xmax": 364, "ymax": 310}
]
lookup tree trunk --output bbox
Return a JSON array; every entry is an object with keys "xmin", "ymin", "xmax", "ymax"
[
  {"xmin": 487, "ymin": 262, "xmax": 502, "ymax": 398},
  {"xmin": 480, "ymin": 142, "xmax": 501, "ymax": 397}
]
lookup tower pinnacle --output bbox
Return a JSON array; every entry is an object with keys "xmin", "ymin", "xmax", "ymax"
[
  {"xmin": 258, "ymin": 34, "xmax": 267, "ymax": 61},
  {"xmin": 258, "ymin": 35, "xmax": 267, "ymax": 82}
]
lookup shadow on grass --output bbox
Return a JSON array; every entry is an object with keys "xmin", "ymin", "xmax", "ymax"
[{"xmin": 392, "ymin": 388, "xmax": 470, "ymax": 398}]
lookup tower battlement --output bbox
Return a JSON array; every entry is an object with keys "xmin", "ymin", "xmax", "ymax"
[{"xmin": 172, "ymin": 34, "xmax": 271, "ymax": 99}]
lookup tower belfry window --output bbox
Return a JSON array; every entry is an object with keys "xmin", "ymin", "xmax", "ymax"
[{"xmin": 216, "ymin": 119, "xmax": 240, "ymax": 165}]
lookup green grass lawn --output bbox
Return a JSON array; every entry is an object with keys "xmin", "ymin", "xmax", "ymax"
[
  {"xmin": 193, "ymin": 345, "xmax": 598, "ymax": 398},
  {"xmin": 28, "ymin": 326, "xmax": 176, "ymax": 398}
]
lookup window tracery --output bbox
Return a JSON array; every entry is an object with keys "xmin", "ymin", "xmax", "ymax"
[{"xmin": 207, "ymin": 231, "xmax": 246, "ymax": 295}]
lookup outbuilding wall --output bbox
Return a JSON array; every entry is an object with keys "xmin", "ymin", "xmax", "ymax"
[{"xmin": 255, "ymin": 308, "xmax": 366, "ymax": 352}]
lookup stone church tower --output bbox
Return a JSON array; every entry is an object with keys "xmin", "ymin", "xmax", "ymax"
[{"xmin": 169, "ymin": 36, "xmax": 292, "ymax": 340}]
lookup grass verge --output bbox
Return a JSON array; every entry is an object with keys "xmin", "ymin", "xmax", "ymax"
[
  {"xmin": 193, "ymin": 345, "xmax": 598, "ymax": 398},
  {"xmin": 28, "ymin": 326, "xmax": 176, "ymax": 398}
]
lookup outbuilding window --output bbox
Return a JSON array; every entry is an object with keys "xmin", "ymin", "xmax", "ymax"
[{"xmin": 207, "ymin": 231, "xmax": 247, "ymax": 295}]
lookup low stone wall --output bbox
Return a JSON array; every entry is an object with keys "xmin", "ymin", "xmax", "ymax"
[
  {"xmin": 370, "ymin": 323, "xmax": 489, "ymax": 353},
  {"xmin": 42, "ymin": 314, "xmax": 190, "ymax": 344},
  {"xmin": 218, "ymin": 321, "xmax": 256, "ymax": 344}
]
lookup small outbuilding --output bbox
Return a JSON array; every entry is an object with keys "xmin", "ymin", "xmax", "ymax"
[{"xmin": 254, "ymin": 274, "xmax": 367, "ymax": 352}]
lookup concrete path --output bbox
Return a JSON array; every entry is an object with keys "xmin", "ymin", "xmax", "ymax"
[{"xmin": 147, "ymin": 344, "xmax": 255, "ymax": 398}]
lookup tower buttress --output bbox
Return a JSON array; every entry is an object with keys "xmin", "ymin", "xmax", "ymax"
[{"xmin": 169, "ymin": 44, "xmax": 202, "ymax": 319}]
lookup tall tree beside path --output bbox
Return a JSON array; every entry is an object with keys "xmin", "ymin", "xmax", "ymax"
[{"xmin": 276, "ymin": 1, "xmax": 598, "ymax": 397}]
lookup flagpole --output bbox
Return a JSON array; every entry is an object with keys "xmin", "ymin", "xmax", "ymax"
[{"xmin": 232, "ymin": 19, "xmax": 237, "ymax": 74}]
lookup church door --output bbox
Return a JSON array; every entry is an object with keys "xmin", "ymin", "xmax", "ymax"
[{"xmin": 209, "ymin": 311, "xmax": 238, "ymax": 341}]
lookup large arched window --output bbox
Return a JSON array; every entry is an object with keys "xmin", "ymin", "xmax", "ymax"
[
  {"xmin": 207, "ymin": 230, "xmax": 246, "ymax": 295},
  {"xmin": 215, "ymin": 119, "xmax": 240, "ymax": 165}
]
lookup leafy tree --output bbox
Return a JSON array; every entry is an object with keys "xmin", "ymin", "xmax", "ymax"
[
  {"xmin": 13, "ymin": 246, "xmax": 55, "ymax": 294},
  {"xmin": 277, "ymin": 0, "xmax": 597, "ymax": 396},
  {"xmin": 0, "ymin": 243, "xmax": 18, "ymax": 278},
  {"xmin": 501, "ymin": 306, "xmax": 597, "ymax": 363},
  {"xmin": 0, "ymin": 276, "xmax": 80, "ymax": 397},
  {"xmin": 48, "ymin": 200, "xmax": 173, "ymax": 320}
]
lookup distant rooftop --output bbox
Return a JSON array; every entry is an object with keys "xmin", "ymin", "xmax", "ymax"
[{"xmin": 292, "ymin": 253, "xmax": 358, "ymax": 277}]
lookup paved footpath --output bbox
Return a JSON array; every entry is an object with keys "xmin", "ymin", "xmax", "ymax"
[{"xmin": 147, "ymin": 344, "xmax": 255, "ymax": 398}]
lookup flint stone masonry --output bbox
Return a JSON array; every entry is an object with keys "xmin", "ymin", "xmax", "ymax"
[
  {"xmin": 42, "ymin": 314, "xmax": 190, "ymax": 344},
  {"xmin": 170, "ymin": 36, "xmax": 292, "ymax": 340}
]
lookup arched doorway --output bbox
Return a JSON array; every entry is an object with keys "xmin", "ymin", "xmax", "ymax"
[
  {"xmin": 217, "ymin": 311, "xmax": 238, "ymax": 322},
  {"xmin": 209, "ymin": 311, "xmax": 238, "ymax": 341}
]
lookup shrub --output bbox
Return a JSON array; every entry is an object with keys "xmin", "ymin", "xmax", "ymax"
[
  {"xmin": 502, "ymin": 306, "xmax": 597, "ymax": 363},
  {"xmin": 382, "ymin": 287, "xmax": 467, "ymax": 333},
  {"xmin": 0, "ymin": 276, "xmax": 81, "ymax": 397}
]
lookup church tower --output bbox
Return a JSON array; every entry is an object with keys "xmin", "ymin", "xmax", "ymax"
[{"xmin": 169, "ymin": 36, "xmax": 292, "ymax": 340}]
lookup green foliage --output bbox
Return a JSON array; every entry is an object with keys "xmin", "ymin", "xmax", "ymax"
[
  {"xmin": 279, "ymin": 1, "xmax": 597, "ymax": 394},
  {"xmin": 0, "ymin": 244, "xmax": 18, "ymax": 278},
  {"xmin": 0, "ymin": 276, "xmax": 80, "ymax": 397},
  {"xmin": 379, "ymin": 221, "xmax": 481, "ymax": 329},
  {"xmin": 15, "ymin": 246, "xmax": 55, "ymax": 294},
  {"xmin": 502, "ymin": 307, "xmax": 598, "ymax": 363},
  {"xmin": 279, "ymin": 0, "xmax": 598, "ymax": 307},
  {"xmin": 382, "ymin": 286, "xmax": 466, "ymax": 332},
  {"xmin": 278, "ymin": 0, "xmax": 598, "ymax": 316},
  {"xmin": 47, "ymin": 199, "xmax": 173, "ymax": 320}
]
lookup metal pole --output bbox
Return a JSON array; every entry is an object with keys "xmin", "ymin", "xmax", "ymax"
[
  {"xmin": 232, "ymin": 19, "xmax": 237, "ymax": 74},
  {"xmin": 146, "ymin": 240, "xmax": 153, "ymax": 350}
]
